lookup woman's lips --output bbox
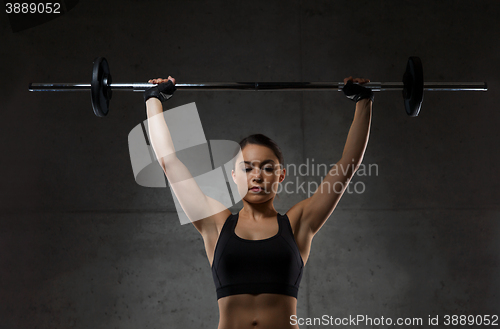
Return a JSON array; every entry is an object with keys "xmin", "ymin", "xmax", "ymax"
[{"xmin": 249, "ymin": 187, "xmax": 263, "ymax": 192}]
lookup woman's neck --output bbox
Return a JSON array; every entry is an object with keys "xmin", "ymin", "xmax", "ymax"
[{"xmin": 239, "ymin": 198, "xmax": 278, "ymax": 220}]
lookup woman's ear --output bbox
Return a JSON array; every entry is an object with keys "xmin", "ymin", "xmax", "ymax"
[{"xmin": 279, "ymin": 167, "xmax": 286, "ymax": 183}]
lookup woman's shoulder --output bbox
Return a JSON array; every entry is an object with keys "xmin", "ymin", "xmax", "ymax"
[
  {"xmin": 191, "ymin": 208, "xmax": 232, "ymax": 237},
  {"xmin": 284, "ymin": 198, "xmax": 309, "ymax": 231}
]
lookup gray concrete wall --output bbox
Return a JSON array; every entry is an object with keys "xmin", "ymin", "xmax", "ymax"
[{"xmin": 1, "ymin": 0, "xmax": 499, "ymax": 328}]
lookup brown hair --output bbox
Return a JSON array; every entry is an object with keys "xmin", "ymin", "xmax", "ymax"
[{"xmin": 233, "ymin": 134, "xmax": 284, "ymax": 170}]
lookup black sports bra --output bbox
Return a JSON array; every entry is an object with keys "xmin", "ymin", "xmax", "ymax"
[{"xmin": 211, "ymin": 212, "xmax": 304, "ymax": 300}]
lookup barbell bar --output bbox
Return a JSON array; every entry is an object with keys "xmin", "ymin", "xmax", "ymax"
[
  {"xmin": 28, "ymin": 81, "xmax": 488, "ymax": 92},
  {"xmin": 28, "ymin": 56, "xmax": 487, "ymax": 118}
]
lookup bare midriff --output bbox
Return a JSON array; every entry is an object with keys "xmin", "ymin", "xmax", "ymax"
[{"xmin": 217, "ymin": 293, "xmax": 299, "ymax": 329}]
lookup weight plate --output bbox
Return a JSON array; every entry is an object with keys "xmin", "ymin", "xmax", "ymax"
[
  {"xmin": 91, "ymin": 57, "xmax": 112, "ymax": 117},
  {"xmin": 402, "ymin": 56, "xmax": 423, "ymax": 117}
]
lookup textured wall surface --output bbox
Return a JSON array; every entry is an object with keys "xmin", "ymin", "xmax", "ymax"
[{"xmin": 1, "ymin": 0, "xmax": 499, "ymax": 328}]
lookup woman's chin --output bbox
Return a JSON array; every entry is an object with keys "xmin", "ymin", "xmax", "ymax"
[{"xmin": 242, "ymin": 192, "xmax": 275, "ymax": 203}]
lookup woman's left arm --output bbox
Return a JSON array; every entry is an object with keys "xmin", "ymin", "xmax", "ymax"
[{"xmin": 289, "ymin": 97, "xmax": 372, "ymax": 236}]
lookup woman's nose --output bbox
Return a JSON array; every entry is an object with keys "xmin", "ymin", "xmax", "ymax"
[{"xmin": 250, "ymin": 168, "xmax": 263, "ymax": 181}]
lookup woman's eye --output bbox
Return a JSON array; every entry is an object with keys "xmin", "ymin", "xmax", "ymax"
[{"xmin": 242, "ymin": 167, "xmax": 273, "ymax": 173}]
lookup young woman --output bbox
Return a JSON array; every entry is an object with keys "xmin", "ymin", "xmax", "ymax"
[{"xmin": 144, "ymin": 75, "xmax": 373, "ymax": 329}]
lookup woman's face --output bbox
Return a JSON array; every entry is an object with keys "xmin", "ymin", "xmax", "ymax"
[{"xmin": 231, "ymin": 144, "xmax": 285, "ymax": 203}]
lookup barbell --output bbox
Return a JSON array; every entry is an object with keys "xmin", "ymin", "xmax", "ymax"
[{"xmin": 28, "ymin": 56, "xmax": 487, "ymax": 118}]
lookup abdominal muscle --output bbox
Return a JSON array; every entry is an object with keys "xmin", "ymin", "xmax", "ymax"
[{"xmin": 217, "ymin": 293, "xmax": 300, "ymax": 329}]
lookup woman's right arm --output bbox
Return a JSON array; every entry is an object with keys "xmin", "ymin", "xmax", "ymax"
[{"xmin": 145, "ymin": 78, "xmax": 231, "ymax": 234}]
